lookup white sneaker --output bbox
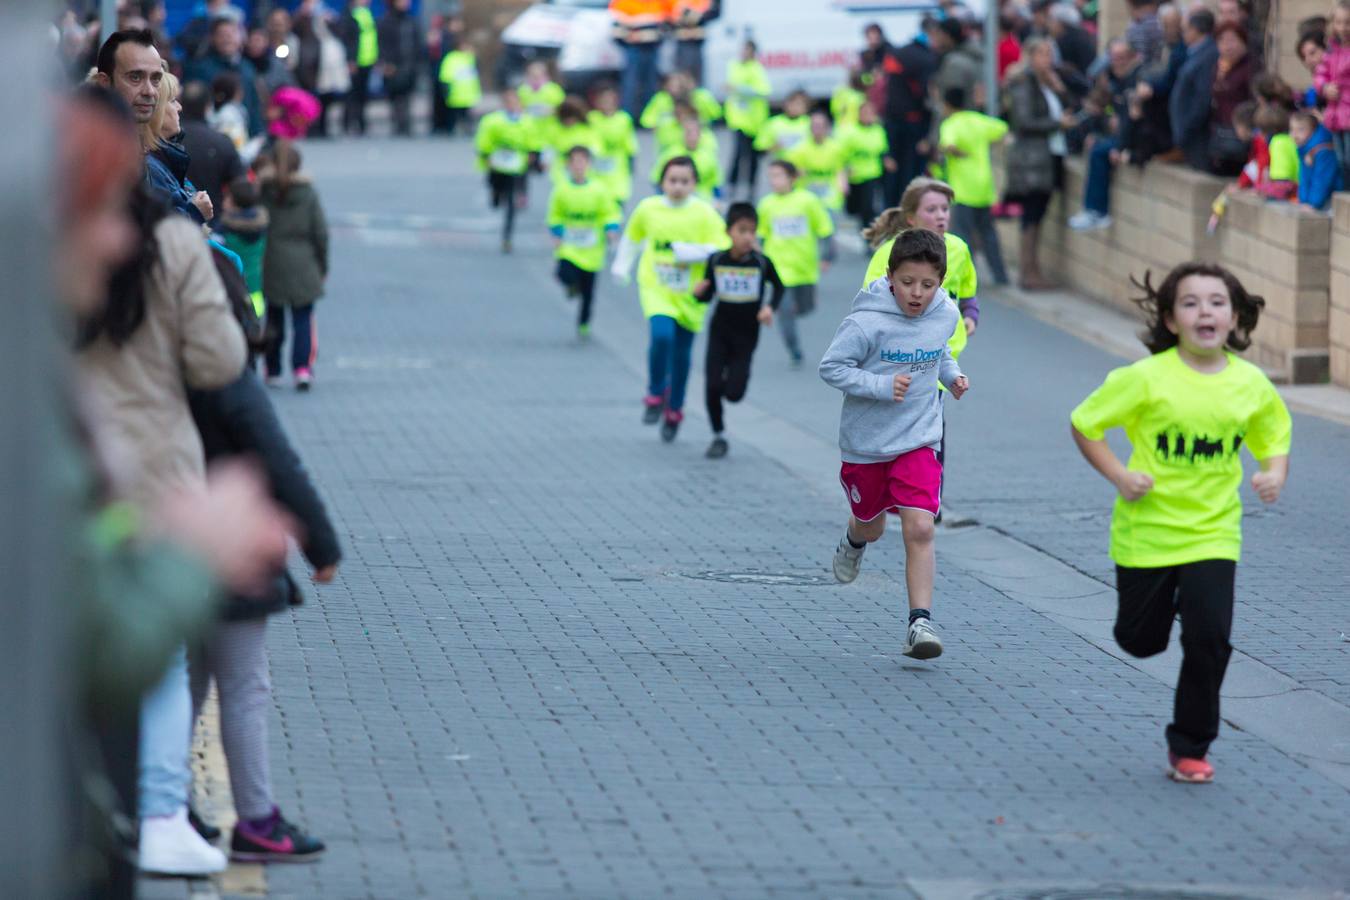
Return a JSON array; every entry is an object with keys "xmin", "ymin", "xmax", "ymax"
[
  {"xmin": 1068, "ymin": 210, "xmax": 1112, "ymax": 231},
  {"xmin": 138, "ymin": 808, "xmax": 228, "ymax": 876},
  {"xmin": 832, "ymin": 536, "xmax": 866, "ymax": 583},
  {"xmin": 903, "ymin": 617, "xmax": 944, "ymax": 659}
]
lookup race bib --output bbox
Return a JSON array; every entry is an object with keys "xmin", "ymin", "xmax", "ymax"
[
  {"xmin": 564, "ymin": 226, "xmax": 598, "ymax": 248},
  {"xmin": 714, "ymin": 266, "xmax": 762, "ymax": 302},
  {"xmin": 489, "ymin": 148, "xmax": 523, "ymax": 171},
  {"xmin": 653, "ymin": 263, "xmax": 691, "ymax": 292},
  {"xmin": 778, "ymin": 131, "xmax": 804, "ymax": 150},
  {"xmin": 773, "ymin": 215, "xmax": 809, "ymax": 239},
  {"xmin": 528, "ymin": 104, "xmax": 551, "ymax": 118},
  {"xmin": 455, "ymin": 65, "xmax": 475, "ymax": 82},
  {"xmin": 592, "ymin": 155, "xmax": 617, "ymax": 174}
]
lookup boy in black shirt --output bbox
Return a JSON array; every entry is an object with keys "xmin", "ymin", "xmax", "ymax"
[{"xmin": 693, "ymin": 203, "xmax": 785, "ymax": 459}]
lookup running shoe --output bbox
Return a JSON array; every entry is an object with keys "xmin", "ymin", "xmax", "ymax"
[
  {"xmin": 660, "ymin": 410, "xmax": 682, "ymax": 443},
  {"xmin": 903, "ymin": 617, "xmax": 943, "ymax": 659},
  {"xmin": 1167, "ymin": 752, "xmax": 1215, "ymax": 784},
  {"xmin": 706, "ymin": 436, "xmax": 729, "ymax": 458},
  {"xmin": 501, "ymin": 238, "xmax": 513, "ymax": 254},
  {"xmin": 1068, "ymin": 210, "xmax": 1113, "ymax": 231},
  {"xmin": 230, "ymin": 811, "xmax": 325, "ymax": 863},
  {"xmin": 188, "ymin": 805, "xmax": 221, "ymax": 842},
  {"xmin": 577, "ymin": 323, "xmax": 591, "ymax": 341},
  {"xmin": 789, "ymin": 350, "xmax": 804, "ymax": 369},
  {"xmin": 138, "ymin": 809, "xmax": 227, "ymax": 876},
  {"xmin": 832, "ymin": 536, "xmax": 865, "ymax": 583},
  {"xmin": 294, "ymin": 367, "xmax": 313, "ymax": 392},
  {"xmin": 642, "ymin": 395, "xmax": 664, "ymax": 425}
]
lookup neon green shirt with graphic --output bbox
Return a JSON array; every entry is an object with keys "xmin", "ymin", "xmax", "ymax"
[
  {"xmin": 548, "ymin": 178, "xmax": 621, "ymax": 272},
  {"xmin": 864, "ymin": 231, "xmax": 975, "ymax": 358},
  {"xmin": 518, "ymin": 81, "xmax": 565, "ymax": 145},
  {"xmin": 938, "ymin": 110, "xmax": 1009, "ymax": 208},
  {"xmin": 651, "ymin": 132, "xmax": 722, "ymax": 201},
  {"xmin": 831, "ymin": 85, "xmax": 866, "ymax": 128},
  {"xmin": 474, "ymin": 110, "xmax": 538, "ymax": 175},
  {"xmin": 784, "ymin": 136, "xmax": 849, "ymax": 211},
  {"xmin": 756, "ymin": 188, "xmax": 834, "ymax": 287},
  {"xmin": 641, "ymin": 89, "xmax": 723, "ymax": 152},
  {"xmin": 587, "ymin": 109, "xmax": 638, "ymax": 203},
  {"xmin": 724, "ymin": 59, "xmax": 771, "ymax": 136},
  {"xmin": 754, "ymin": 114, "xmax": 811, "ymax": 156},
  {"xmin": 840, "ymin": 122, "xmax": 889, "ymax": 184},
  {"xmin": 1070, "ymin": 349, "xmax": 1292, "ymax": 568},
  {"xmin": 547, "ymin": 121, "xmax": 603, "ymax": 184},
  {"xmin": 621, "ymin": 195, "xmax": 730, "ymax": 332},
  {"xmin": 438, "ymin": 49, "xmax": 481, "ymax": 109}
]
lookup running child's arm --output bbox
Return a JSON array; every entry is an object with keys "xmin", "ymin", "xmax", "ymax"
[
  {"xmin": 1251, "ymin": 456, "xmax": 1289, "ymax": 504},
  {"xmin": 757, "ymin": 255, "xmax": 784, "ymax": 324},
  {"xmin": 670, "ymin": 241, "xmax": 721, "ymax": 263},
  {"xmin": 1244, "ymin": 382, "xmax": 1293, "ymax": 504},
  {"xmin": 693, "ymin": 252, "xmax": 720, "ymax": 303},
  {"xmin": 1069, "ymin": 367, "xmax": 1152, "ymax": 499},
  {"xmin": 1070, "ymin": 425, "xmax": 1153, "ymax": 501},
  {"xmin": 546, "ymin": 190, "xmax": 564, "ymax": 246},
  {"xmin": 610, "ymin": 206, "xmax": 645, "ymax": 283},
  {"xmin": 938, "ymin": 347, "xmax": 967, "ymax": 399},
  {"xmin": 819, "ymin": 321, "xmax": 891, "ymax": 401}
]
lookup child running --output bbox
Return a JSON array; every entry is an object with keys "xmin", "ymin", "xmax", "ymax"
[
  {"xmin": 724, "ymin": 39, "xmax": 771, "ymax": 200},
  {"xmin": 757, "ymin": 159, "xmax": 835, "ymax": 366},
  {"xmin": 693, "ymin": 202, "xmax": 785, "ymax": 459},
  {"xmin": 822, "ymin": 229, "xmax": 969, "ymax": 659},
  {"xmin": 475, "ymin": 88, "xmax": 539, "ymax": 253},
  {"xmin": 937, "ymin": 86, "xmax": 1010, "ymax": 286},
  {"xmin": 548, "ymin": 97, "xmax": 601, "ymax": 184},
  {"xmin": 1070, "ymin": 262, "xmax": 1291, "ymax": 784},
  {"xmin": 842, "ymin": 100, "xmax": 894, "ymax": 231},
  {"xmin": 548, "ymin": 146, "xmax": 621, "ymax": 338},
  {"xmin": 587, "ymin": 82, "xmax": 638, "ymax": 207},
  {"xmin": 755, "ymin": 89, "xmax": 812, "ymax": 159},
  {"xmin": 652, "ymin": 111, "xmax": 723, "ymax": 202},
  {"xmin": 611, "ymin": 156, "xmax": 729, "ymax": 442},
  {"xmin": 785, "ymin": 108, "xmax": 850, "ymax": 217}
]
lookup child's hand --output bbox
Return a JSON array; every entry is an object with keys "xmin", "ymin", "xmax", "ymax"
[
  {"xmin": 756, "ymin": 306, "xmax": 774, "ymax": 326},
  {"xmin": 1251, "ymin": 469, "xmax": 1286, "ymax": 504},
  {"xmin": 963, "ymin": 316, "xmax": 976, "ymax": 336},
  {"xmin": 693, "ymin": 278, "xmax": 711, "ymax": 296},
  {"xmin": 892, "ymin": 373, "xmax": 912, "ymax": 401},
  {"xmin": 313, "ymin": 564, "xmax": 338, "ymax": 584},
  {"xmin": 883, "ymin": 157, "xmax": 898, "ymax": 172},
  {"xmin": 940, "ymin": 144, "xmax": 966, "ymax": 159},
  {"xmin": 949, "ymin": 375, "xmax": 970, "ymax": 399},
  {"xmin": 1113, "ymin": 470, "xmax": 1154, "ymax": 501},
  {"xmin": 192, "ymin": 191, "xmax": 214, "ymax": 222}
]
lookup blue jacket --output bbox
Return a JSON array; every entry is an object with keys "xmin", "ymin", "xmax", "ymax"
[
  {"xmin": 145, "ymin": 146, "xmax": 206, "ymax": 225},
  {"xmin": 1298, "ymin": 123, "xmax": 1344, "ymax": 210},
  {"xmin": 1168, "ymin": 37, "xmax": 1217, "ymax": 154}
]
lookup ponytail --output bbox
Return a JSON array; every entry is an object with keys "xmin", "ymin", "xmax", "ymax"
[{"xmin": 861, "ymin": 208, "xmax": 907, "ymax": 250}]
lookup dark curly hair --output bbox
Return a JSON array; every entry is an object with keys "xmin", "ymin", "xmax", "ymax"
[{"xmin": 1131, "ymin": 262, "xmax": 1263, "ymax": 355}]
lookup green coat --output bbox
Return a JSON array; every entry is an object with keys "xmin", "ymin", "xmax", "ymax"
[{"xmin": 260, "ymin": 176, "xmax": 329, "ymax": 307}]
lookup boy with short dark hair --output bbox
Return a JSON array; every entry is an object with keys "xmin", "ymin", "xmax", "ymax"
[
  {"xmin": 694, "ymin": 202, "xmax": 785, "ymax": 458},
  {"xmin": 820, "ymin": 229, "xmax": 970, "ymax": 659},
  {"xmin": 1290, "ymin": 109, "xmax": 1345, "ymax": 211},
  {"xmin": 548, "ymin": 145, "xmax": 621, "ymax": 338}
]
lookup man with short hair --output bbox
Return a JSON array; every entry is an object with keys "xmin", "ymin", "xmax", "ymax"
[
  {"xmin": 340, "ymin": 0, "xmax": 379, "ymax": 135},
  {"xmin": 1047, "ymin": 2, "xmax": 1097, "ymax": 76},
  {"xmin": 378, "ymin": 0, "xmax": 420, "ymax": 136},
  {"xmin": 878, "ymin": 25, "xmax": 937, "ymax": 204},
  {"xmin": 185, "ymin": 18, "xmax": 263, "ymax": 136},
  {"xmin": 175, "ymin": 0, "xmax": 245, "ymax": 63},
  {"xmin": 1168, "ymin": 7, "xmax": 1218, "ymax": 170},
  {"xmin": 93, "ymin": 28, "xmax": 164, "ymax": 125},
  {"xmin": 180, "ymin": 80, "xmax": 245, "ymax": 214},
  {"xmin": 1126, "ymin": 0, "xmax": 1164, "ymax": 65},
  {"xmin": 1069, "ymin": 39, "xmax": 1142, "ymax": 230}
]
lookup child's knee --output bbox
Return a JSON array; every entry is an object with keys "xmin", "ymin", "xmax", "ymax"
[
  {"xmin": 724, "ymin": 383, "xmax": 748, "ymax": 403},
  {"xmin": 1114, "ymin": 625, "xmax": 1168, "ymax": 659},
  {"xmin": 902, "ymin": 515, "xmax": 936, "ymax": 545},
  {"xmin": 851, "ymin": 515, "xmax": 885, "ymax": 542}
]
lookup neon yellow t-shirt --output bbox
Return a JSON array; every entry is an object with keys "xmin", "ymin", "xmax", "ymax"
[
  {"xmin": 621, "ymin": 195, "xmax": 730, "ymax": 332},
  {"xmin": 651, "ymin": 132, "xmax": 722, "ymax": 201},
  {"xmin": 1070, "ymin": 349, "xmax": 1292, "ymax": 568},
  {"xmin": 547, "ymin": 122, "xmax": 603, "ymax": 184},
  {"xmin": 754, "ymin": 114, "xmax": 811, "ymax": 156},
  {"xmin": 756, "ymin": 188, "xmax": 834, "ymax": 287},
  {"xmin": 518, "ymin": 81, "xmax": 565, "ymax": 146},
  {"xmin": 724, "ymin": 60, "xmax": 771, "ymax": 136},
  {"xmin": 587, "ymin": 110, "xmax": 638, "ymax": 203},
  {"xmin": 938, "ymin": 110, "xmax": 1009, "ymax": 208},
  {"xmin": 641, "ymin": 89, "xmax": 723, "ymax": 152},
  {"xmin": 831, "ymin": 86, "xmax": 865, "ymax": 129},
  {"xmin": 474, "ymin": 110, "xmax": 537, "ymax": 174},
  {"xmin": 1268, "ymin": 132, "xmax": 1300, "ymax": 183},
  {"xmin": 548, "ymin": 178, "xmax": 621, "ymax": 272},
  {"xmin": 840, "ymin": 122, "xmax": 889, "ymax": 184},
  {"xmin": 438, "ymin": 50, "xmax": 481, "ymax": 109},
  {"xmin": 784, "ymin": 136, "xmax": 849, "ymax": 211},
  {"xmin": 864, "ymin": 231, "xmax": 975, "ymax": 358}
]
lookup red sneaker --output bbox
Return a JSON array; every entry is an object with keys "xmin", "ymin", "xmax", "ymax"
[{"xmin": 1167, "ymin": 752, "xmax": 1215, "ymax": 784}]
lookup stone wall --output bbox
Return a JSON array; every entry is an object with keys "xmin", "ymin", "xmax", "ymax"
[{"xmin": 1331, "ymin": 196, "xmax": 1350, "ymax": 388}]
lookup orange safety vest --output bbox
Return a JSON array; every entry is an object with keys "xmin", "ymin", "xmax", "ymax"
[
  {"xmin": 671, "ymin": 0, "xmax": 711, "ymax": 41},
  {"xmin": 609, "ymin": 0, "xmax": 671, "ymax": 44}
]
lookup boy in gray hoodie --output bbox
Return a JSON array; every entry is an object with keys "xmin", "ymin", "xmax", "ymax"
[{"xmin": 819, "ymin": 229, "xmax": 970, "ymax": 659}]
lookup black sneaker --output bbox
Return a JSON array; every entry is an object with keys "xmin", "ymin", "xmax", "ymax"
[
  {"xmin": 188, "ymin": 805, "xmax": 221, "ymax": 842},
  {"xmin": 230, "ymin": 813, "xmax": 325, "ymax": 863},
  {"xmin": 706, "ymin": 437, "xmax": 728, "ymax": 458},
  {"xmin": 642, "ymin": 398, "xmax": 663, "ymax": 425},
  {"xmin": 660, "ymin": 412, "xmax": 682, "ymax": 443}
]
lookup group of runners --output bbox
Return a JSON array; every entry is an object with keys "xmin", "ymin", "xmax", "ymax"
[{"xmin": 472, "ymin": 51, "xmax": 1294, "ymax": 786}]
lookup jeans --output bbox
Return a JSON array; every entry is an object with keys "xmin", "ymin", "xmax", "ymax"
[
  {"xmin": 647, "ymin": 315, "xmax": 696, "ymax": 412},
  {"xmin": 1083, "ymin": 137, "xmax": 1119, "ymax": 215},
  {"xmin": 621, "ymin": 43, "xmax": 660, "ymax": 119},
  {"xmin": 951, "ymin": 204, "xmax": 1009, "ymax": 285},
  {"xmin": 138, "ymin": 645, "xmax": 192, "ymax": 818},
  {"xmin": 1334, "ymin": 130, "xmax": 1350, "ymax": 195},
  {"xmin": 264, "ymin": 303, "xmax": 316, "ymax": 377},
  {"xmin": 674, "ymin": 40, "xmax": 705, "ymax": 85},
  {"xmin": 1115, "ymin": 560, "xmax": 1236, "ymax": 759}
]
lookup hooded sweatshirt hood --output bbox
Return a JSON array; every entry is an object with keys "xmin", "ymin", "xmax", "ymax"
[{"xmin": 819, "ymin": 277, "xmax": 962, "ymax": 463}]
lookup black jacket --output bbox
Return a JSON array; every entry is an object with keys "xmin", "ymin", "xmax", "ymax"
[
  {"xmin": 378, "ymin": 9, "xmax": 421, "ymax": 92},
  {"xmin": 1056, "ymin": 25, "xmax": 1097, "ymax": 77},
  {"xmin": 181, "ymin": 119, "xmax": 245, "ymax": 215},
  {"xmin": 188, "ymin": 371, "xmax": 342, "ymax": 621},
  {"xmin": 882, "ymin": 39, "xmax": 937, "ymax": 126}
]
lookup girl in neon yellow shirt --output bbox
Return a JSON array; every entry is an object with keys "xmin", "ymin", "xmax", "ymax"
[
  {"xmin": 547, "ymin": 98, "xmax": 602, "ymax": 185},
  {"xmin": 754, "ymin": 90, "xmax": 811, "ymax": 158},
  {"xmin": 587, "ymin": 84, "xmax": 638, "ymax": 206},
  {"xmin": 756, "ymin": 159, "xmax": 835, "ymax": 366},
  {"xmin": 548, "ymin": 147, "xmax": 621, "ymax": 338},
  {"xmin": 611, "ymin": 156, "xmax": 729, "ymax": 441},
  {"xmin": 650, "ymin": 114, "xmax": 723, "ymax": 202},
  {"xmin": 784, "ymin": 109, "xmax": 850, "ymax": 214},
  {"xmin": 1071, "ymin": 262, "xmax": 1291, "ymax": 785}
]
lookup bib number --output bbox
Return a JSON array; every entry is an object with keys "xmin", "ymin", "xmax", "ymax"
[
  {"xmin": 714, "ymin": 266, "xmax": 762, "ymax": 303},
  {"xmin": 564, "ymin": 226, "xmax": 598, "ymax": 248},
  {"xmin": 490, "ymin": 149, "xmax": 523, "ymax": 171},
  {"xmin": 653, "ymin": 263, "xmax": 691, "ymax": 292},
  {"xmin": 773, "ymin": 215, "xmax": 809, "ymax": 239}
]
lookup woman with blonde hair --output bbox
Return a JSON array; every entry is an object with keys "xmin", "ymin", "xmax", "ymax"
[{"xmin": 144, "ymin": 68, "xmax": 214, "ymax": 223}]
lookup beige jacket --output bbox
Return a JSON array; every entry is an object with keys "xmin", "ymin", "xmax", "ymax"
[{"xmin": 78, "ymin": 216, "xmax": 246, "ymax": 510}]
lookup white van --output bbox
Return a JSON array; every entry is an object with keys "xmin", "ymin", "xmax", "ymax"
[{"xmin": 500, "ymin": 0, "xmax": 985, "ymax": 101}]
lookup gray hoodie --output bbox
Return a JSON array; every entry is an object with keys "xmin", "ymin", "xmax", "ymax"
[{"xmin": 819, "ymin": 277, "xmax": 962, "ymax": 464}]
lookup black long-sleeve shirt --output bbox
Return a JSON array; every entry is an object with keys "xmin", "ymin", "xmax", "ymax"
[{"xmin": 695, "ymin": 249, "xmax": 785, "ymax": 325}]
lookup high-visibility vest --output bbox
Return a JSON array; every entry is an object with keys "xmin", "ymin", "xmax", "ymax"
[
  {"xmin": 351, "ymin": 6, "xmax": 378, "ymax": 68},
  {"xmin": 672, "ymin": 0, "xmax": 711, "ymax": 41},
  {"xmin": 609, "ymin": 0, "xmax": 670, "ymax": 44},
  {"xmin": 438, "ymin": 49, "xmax": 482, "ymax": 109}
]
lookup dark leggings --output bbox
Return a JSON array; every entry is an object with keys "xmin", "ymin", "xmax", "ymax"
[
  {"xmin": 728, "ymin": 130, "xmax": 761, "ymax": 194},
  {"xmin": 557, "ymin": 260, "xmax": 598, "ymax": 327},
  {"xmin": 1115, "ymin": 559, "xmax": 1236, "ymax": 759},
  {"xmin": 704, "ymin": 317, "xmax": 759, "ymax": 434},
  {"xmin": 489, "ymin": 172, "xmax": 521, "ymax": 242}
]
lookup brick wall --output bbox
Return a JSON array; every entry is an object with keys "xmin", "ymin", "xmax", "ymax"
[{"xmin": 1331, "ymin": 196, "xmax": 1350, "ymax": 388}]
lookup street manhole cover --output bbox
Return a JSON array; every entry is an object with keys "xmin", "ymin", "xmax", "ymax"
[
  {"xmin": 684, "ymin": 570, "xmax": 833, "ymax": 586},
  {"xmin": 977, "ymin": 889, "xmax": 1258, "ymax": 900}
]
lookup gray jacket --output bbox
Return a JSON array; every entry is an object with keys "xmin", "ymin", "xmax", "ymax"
[{"xmin": 819, "ymin": 278, "xmax": 962, "ymax": 463}]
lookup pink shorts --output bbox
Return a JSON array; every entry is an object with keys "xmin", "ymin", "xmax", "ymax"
[{"xmin": 839, "ymin": 447, "xmax": 943, "ymax": 521}]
